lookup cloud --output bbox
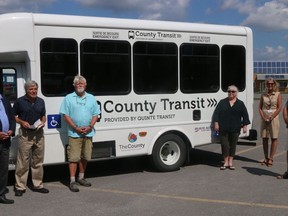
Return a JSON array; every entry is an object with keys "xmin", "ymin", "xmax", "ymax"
[
  {"xmin": 220, "ymin": 0, "xmax": 256, "ymax": 14},
  {"xmin": 219, "ymin": 0, "xmax": 288, "ymax": 31},
  {"xmin": 0, "ymin": 0, "xmax": 55, "ymax": 13},
  {"xmin": 73, "ymin": 0, "xmax": 191, "ymax": 21},
  {"xmin": 243, "ymin": 1, "xmax": 288, "ymax": 31},
  {"xmin": 219, "ymin": 0, "xmax": 288, "ymax": 61},
  {"xmin": 255, "ymin": 46, "xmax": 287, "ymax": 61},
  {"xmin": 284, "ymin": 35, "xmax": 288, "ymax": 41}
]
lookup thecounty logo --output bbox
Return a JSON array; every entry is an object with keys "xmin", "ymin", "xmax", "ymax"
[{"xmin": 128, "ymin": 133, "xmax": 137, "ymax": 142}]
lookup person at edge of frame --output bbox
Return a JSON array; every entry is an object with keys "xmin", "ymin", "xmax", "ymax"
[
  {"xmin": 277, "ymin": 99, "xmax": 288, "ymax": 179},
  {"xmin": 0, "ymin": 94, "xmax": 16, "ymax": 204}
]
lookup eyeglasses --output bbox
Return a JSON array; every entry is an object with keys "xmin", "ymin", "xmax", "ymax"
[
  {"xmin": 267, "ymin": 83, "xmax": 274, "ymax": 85},
  {"xmin": 228, "ymin": 90, "xmax": 236, "ymax": 93},
  {"xmin": 75, "ymin": 82, "xmax": 86, "ymax": 86}
]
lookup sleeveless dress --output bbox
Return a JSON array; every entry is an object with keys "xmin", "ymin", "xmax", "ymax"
[{"xmin": 260, "ymin": 91, "xmax": 280, "ymax": 139}]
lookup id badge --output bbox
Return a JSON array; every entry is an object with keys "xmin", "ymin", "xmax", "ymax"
[{"xmin": 267, "ymin": 109, "xmax": 273, "ymax": 117}]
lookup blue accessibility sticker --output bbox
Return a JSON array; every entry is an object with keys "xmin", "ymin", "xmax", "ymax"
[{"xmin": 47, "ymin": 114, "xmax": 61, "ymax": 129}]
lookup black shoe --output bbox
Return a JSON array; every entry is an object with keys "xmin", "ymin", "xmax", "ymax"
[
  {"xmin": 0, "ymin": 195, "xmax": 14, "ymax": 204},
  {"xmin": 32, "ymin": 187, "xmax": 49, "ymax": 194},
  {"xmin": 14, "ymin": 189, "xmax": 25, "ymax": 197},
  {"xmin": 4, "ymin": 187, "xmax": 9, "ymax": 194}
]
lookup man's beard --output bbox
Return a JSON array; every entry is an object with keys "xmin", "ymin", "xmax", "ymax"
[{"xmin": 76, "ymin": 87, "xmax": 85, "ymax": 94}]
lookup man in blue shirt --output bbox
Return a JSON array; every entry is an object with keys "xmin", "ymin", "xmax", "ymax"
[
  {"xmin": 60, "ymin": 75, "xmax": 100, "ymax": 192},
  {"xmin": 0, "ymin": 94, "xmax": 16, "ymax": 204}
]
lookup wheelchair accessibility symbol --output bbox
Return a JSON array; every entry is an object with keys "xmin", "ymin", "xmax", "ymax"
[{"xmin": 47, "ymin": 114, "xmax": 61, "ymax": 129}]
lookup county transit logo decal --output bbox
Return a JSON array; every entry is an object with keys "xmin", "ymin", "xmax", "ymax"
[{"xmin": 128, "ymin": 30, "xmax": 182, "ymax": 40}]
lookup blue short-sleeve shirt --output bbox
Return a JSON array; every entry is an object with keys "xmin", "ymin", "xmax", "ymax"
[
  {"xmin": 60, "ymin": 92, "xmax": 101, "ymax": 138},
  {"xmin": 13, "ymin": 95, "xmax": 46, "ymax": 125}
]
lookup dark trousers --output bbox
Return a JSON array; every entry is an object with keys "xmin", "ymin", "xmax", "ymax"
[
  {"xmin": 220, "ymin": 132, "xmax": 240, "ymax": 157},
  {"xmin": 0, "ymin": 143, "xmax": 9, "ymax": 196}
]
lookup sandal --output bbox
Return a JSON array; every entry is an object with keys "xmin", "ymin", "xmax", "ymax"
[
  {"xmin": 267, "ymin": 158, "xmax": 273, "ymax": 167},
  {"xmin": 220, "ymin": 166, "xmax": 228, "ymax": 170},
  {"xmin": 277, "ymin": 171, "xmax": 288, "ymax": 179},
  {"xmin": 260, "ymin": 158, "xmax": 268, "ymax": 165},
  {"xmin": 229, "ymin": 166, "xmax": 235, "ymax": 170}
]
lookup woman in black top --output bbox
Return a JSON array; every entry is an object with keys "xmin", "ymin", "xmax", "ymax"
[{"xmin": 212, "ymin": 85, "xmax": 250, "ymax": 170}]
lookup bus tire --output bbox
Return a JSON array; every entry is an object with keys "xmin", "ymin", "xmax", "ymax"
[{"xmin": 151, "ymin": 134, "xmax": 186, "ymax": 172}]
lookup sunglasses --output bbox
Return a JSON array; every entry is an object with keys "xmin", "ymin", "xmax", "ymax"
[
  {"xmin": 267, "ymin": 83, "xmax": 274, "ymax": 85},
  {"xmin": 227, "ymin": 90, "xmax": 236, "ymax": 93}
]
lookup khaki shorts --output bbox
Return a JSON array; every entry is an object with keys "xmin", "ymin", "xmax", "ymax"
[{"xmin": 67, "ymin": 137, "xmax": 92, "ymax": 162}]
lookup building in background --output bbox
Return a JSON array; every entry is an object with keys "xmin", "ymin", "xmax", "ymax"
[{"xmin": 254, "ymin": 61, "xmax": 288, "ymax": 92}]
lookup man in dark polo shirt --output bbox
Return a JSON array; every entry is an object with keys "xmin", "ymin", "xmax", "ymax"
[{"xmin": 13, "ymin": 80, "xmax": 49, "ymax": 196}]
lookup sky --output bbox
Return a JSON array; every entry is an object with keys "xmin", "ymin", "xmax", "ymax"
[{"xmin": 0, "ymin": 0, "xmax": 287, "ymax": 62}]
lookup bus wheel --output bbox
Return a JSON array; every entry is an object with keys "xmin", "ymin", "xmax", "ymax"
[{"xmin": 151, "ymin": 134, "xmax": 186, "ymax": 172}]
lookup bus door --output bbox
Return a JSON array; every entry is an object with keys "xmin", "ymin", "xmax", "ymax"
[{"xmin": 0, "ymin": 64, "xmax": 25, "ymax": 169}]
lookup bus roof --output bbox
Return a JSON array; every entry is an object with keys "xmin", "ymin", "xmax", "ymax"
[{"xmin": 0, "ymin": 12, "xmax": 251, "ymax": 36}]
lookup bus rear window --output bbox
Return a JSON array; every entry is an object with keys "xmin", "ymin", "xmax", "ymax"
[{"xmin": 221, "ymin": 45, "xmax": 246, "ymax": 92}]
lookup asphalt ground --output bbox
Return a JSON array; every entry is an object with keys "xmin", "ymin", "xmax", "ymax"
[{"xmin": 2, "ymin": 94, "xmax": 288, "ymax": 216}]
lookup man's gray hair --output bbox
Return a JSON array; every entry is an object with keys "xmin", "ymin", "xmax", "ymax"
[
  {"xmin": 24, "ymin": 80, "xmax": 38, "ymax": 91},
  {"xmin": 73, "ymin": 75, "xmax": 87, "ymax": 86},
  {"xmin": 227, "ymin": 85, "xmax": 238, "ymax": 92}
]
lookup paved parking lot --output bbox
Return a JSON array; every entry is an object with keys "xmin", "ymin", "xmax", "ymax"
[{"xmin": 2, "ymin": 94, "xmax": 288, "ymax": 216}]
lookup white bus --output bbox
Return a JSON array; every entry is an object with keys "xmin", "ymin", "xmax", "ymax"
[{"xmin": 0, "ymin": 13, "xmax": 255, "ymax": 171}]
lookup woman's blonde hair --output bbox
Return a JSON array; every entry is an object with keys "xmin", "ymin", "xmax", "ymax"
[{"xmin": 265, "ymin": 77, "xmax": 279, "ymax": 92}]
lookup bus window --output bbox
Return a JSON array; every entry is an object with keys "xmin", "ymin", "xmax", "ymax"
[
  {"xmin": 2, "ymin": 68, "xmax": 17, "ymax": 103},
  {"xmin": 133, "ymin": 42, "xmax": 178, "ymax": 94},
  {"xmin": 180, "ymin": 43, "xmax": 220, "ymax": 93},
  {"xmin": 80, "ymin": 40, "xmax": 131, "ymax": 95},
  {"xmin": 40, "ymin": 38, "xmax": 78, "ymax": 96},
  {"xmin": 221, "ymin": 45, "xmax": 246, "ymax": 92}
]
